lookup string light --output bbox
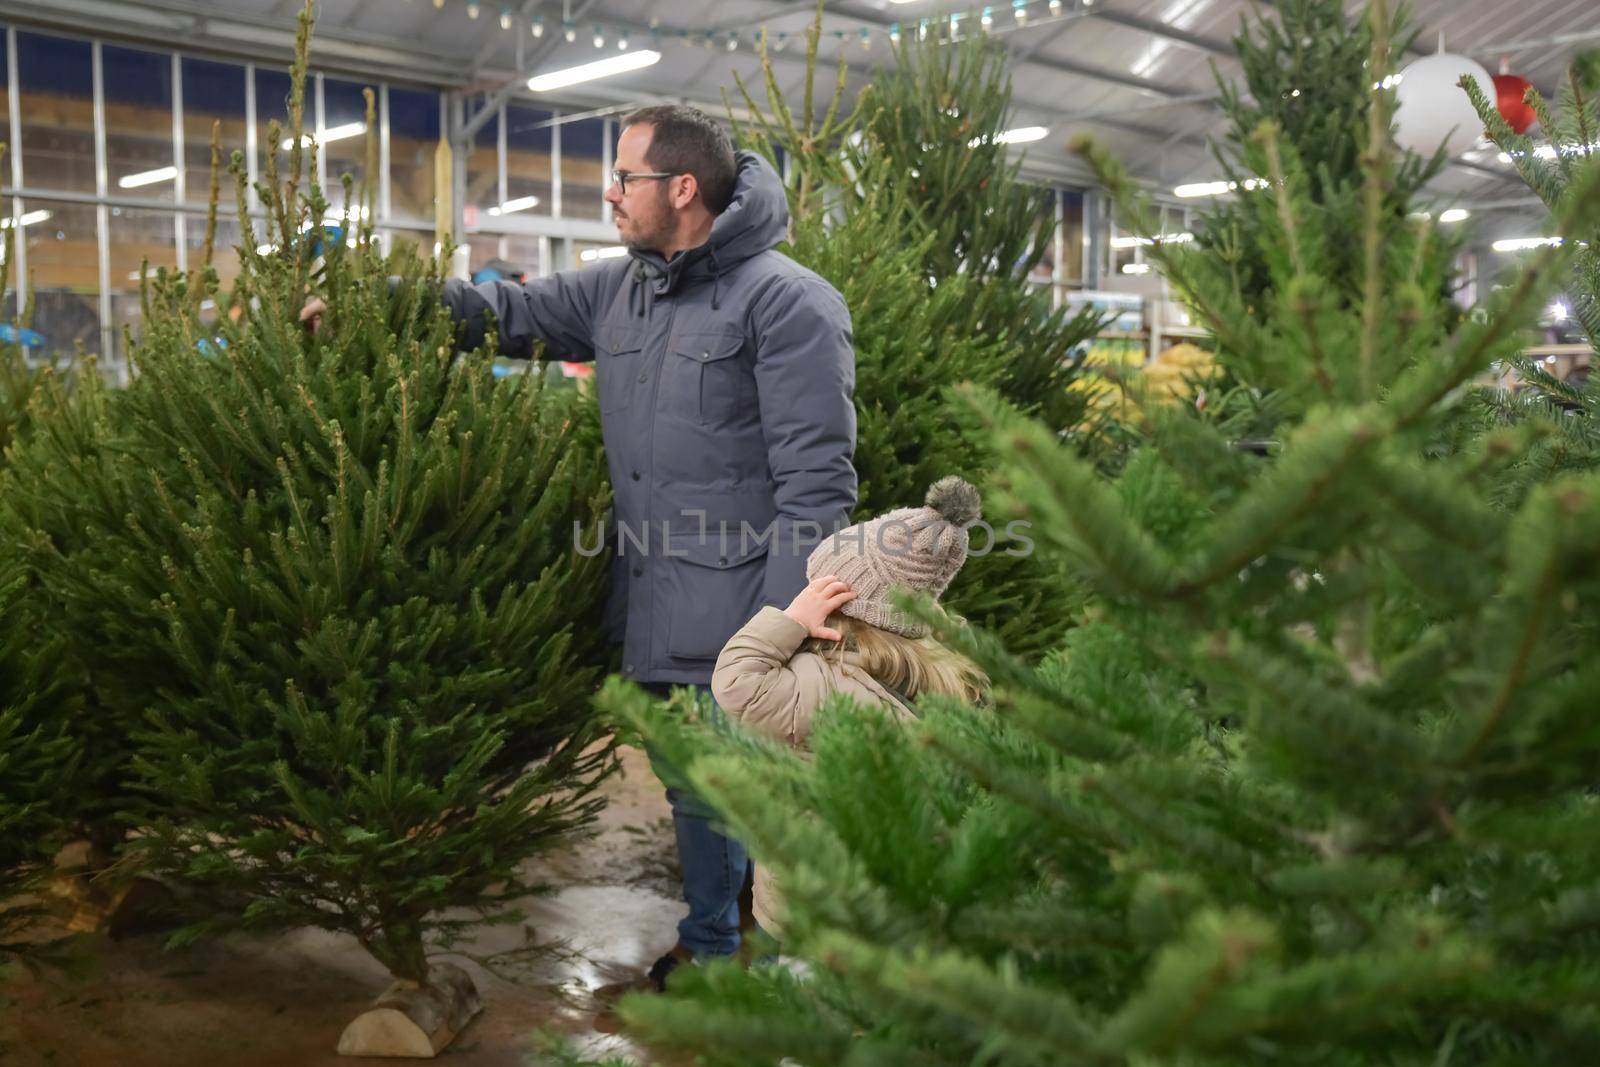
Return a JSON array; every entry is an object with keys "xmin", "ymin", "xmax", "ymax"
[
  {"xmin": 499, "ymin": 7, "xmax": 512, "ymax": 30},
  {"xmin": 726, "ymin": 34, "xmax": 738, "ymax": 51},
  {"xmin": 618, "ymin": 31, "xmax": 629, "ymax": 50},
  {"xmin": 1013, "ymin": 0, "xmax": 1028, "ymax": 24},
  {"xmin": 981, "ymin": 7, "xmax": 994, "ymax": 29},
  {"xmin": 593, "ymin": 23, "xmax": 605, "ymax": 48},
  {"xmin": 564, "ymin": 19, "xmax": 576, "ymax": 42},
  {"xmin": 432, "ymin": 0, "xmax": 443, "ymax": 8},
  {"xmin": 889, "ymin": 22, "xmax": 901, "ymax": 42},
  {"xmin": 1050, "ymin": 0, "xmax": 1061, "ymax": 10},
  {"xmin": 531, "ymin": 15, "xmax": 543, "ymax": 37},
  {"xmin": 465, "ymin": 2, "xmax": 480, "ymax": 19}
]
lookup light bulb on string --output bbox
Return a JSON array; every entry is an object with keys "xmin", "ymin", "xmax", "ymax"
[
  {"xmin": 466, "ymin": 2, "xmax": 480, "ymax": 19},
  {"xmin": 1049, "ymin": 0, "xmax": 1061, "ymax": 11},
  {"xmin": 726, "ymin": 34, "xmax": 738, "ymax": 51},
  {"xmin": 980, "ymin": 7, "xmax": 994, "ymax": 29},
  {"xmin": 563, "ymin": 20, "xmax": 576, "ymax": 42},
  {"xmin": 500, "ymin": 7, "xmax": 512, "ymax": 30},
  {"xmin": 432, "ymin": 0, "xmax": 443, "ymax": 8},
  {"xmin": 918, "ymin": 19, "xmax": 928, "ymax": 40},
  {"xmin": 532, "ymin": 15, "xmax": 544, "ymax": 37},
  {"xmin": 593, "ymin": 24, "xmax": 604, "ymax": 48},
  {"xmin": 889, "ymin": 22, "xmax": 900, "ymax": 43},
  {"xmin": 620, "ymin": 32, "xmax": 631, "ymax": 49},
  {"xmin": 1013, "ymin": 0, "xmax": 1028, "ymax": 24}
]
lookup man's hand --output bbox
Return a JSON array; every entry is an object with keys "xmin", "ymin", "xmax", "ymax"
[
  {"xmin": 784, "ymin": 575, "xmax": 857, "ymax": 642},
  {"xmin": 299, "ymin": 297, "xmax": 326, "ymax": 333}
]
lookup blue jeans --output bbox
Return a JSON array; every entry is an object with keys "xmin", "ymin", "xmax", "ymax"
[{"xmin": 643, "ymin": 683, "xmax": 753, "ymax": 960}]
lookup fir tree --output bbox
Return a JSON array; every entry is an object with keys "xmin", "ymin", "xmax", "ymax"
[
  {"xmin": 5, "ymin": 6, "xmax": 614, "ymax": 987},
  {"xmin": 728, "ymin": 10, "xmax": 1098, "ymax": 656},
  {"xmin": 569, "ymin": 3, "xmax": 1600, "ymax": 1062}
]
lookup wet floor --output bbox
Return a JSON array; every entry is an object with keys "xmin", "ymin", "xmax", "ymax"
[{"xmin": 1, "ymin": 744, "xmax": 684, "ymax": 1066}]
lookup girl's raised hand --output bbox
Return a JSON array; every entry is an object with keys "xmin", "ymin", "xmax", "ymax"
[{"xmin": 784, "ymin": 575, "xmax": 857, "ymax": 641}]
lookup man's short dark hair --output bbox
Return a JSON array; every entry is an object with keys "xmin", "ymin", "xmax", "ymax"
[{"xmin": 621, "ymin": 105, "xmax": 737, "ymax": 215}]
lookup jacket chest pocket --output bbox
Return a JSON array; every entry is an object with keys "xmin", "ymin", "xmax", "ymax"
[
  {"xmin": 663, "ymin": 332, "xmax": 750, "ymax": 425},
  {"xmin": 596, "ymin": 327, "xmax": 645, "ymax": 415}
]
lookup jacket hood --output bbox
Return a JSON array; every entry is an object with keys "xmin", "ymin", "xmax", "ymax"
[{"xmin": 628, "ymin": 150, "xmax": 788, "ymax": 310}]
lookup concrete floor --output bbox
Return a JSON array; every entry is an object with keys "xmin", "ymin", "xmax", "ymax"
[{"xmin": 1, "ymin": 744, "xmax": 685, "ymax": 1066}]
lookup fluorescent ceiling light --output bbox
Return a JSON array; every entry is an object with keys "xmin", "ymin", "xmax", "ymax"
[
  {"xmin": 1492, "ymin": 236, "xmax": 1561, "ymax": 252},
  {"xmin": 1173, "ymin": 177, "xmax": 1266, "ymax": 198},
  {"xmin": 1121, "ymin": 263, "xmax": 1152, "ymax": 275},
  {"xmin": 1550, "ymin": 302, "xmax": 1569, "ymax": 322},
  {"xmin": 280, "ymin": 121, "xmax": 367, "ymax": 150},
  {"xmin": 969, "ymin": 126, "xmax": 1049, "ymax": 148},
  {"xmin": 1438, "ymin": 208, "xmax": 1470, "ymax": 224},
  {"xmin": 995, "ymin": 126, "xmax": 1048, "ymax": 145},
  {"xmin": 528, "ymin": 50, "xmax": 660, "ymax": 93},
  {"xmin": 579, "ymin": 245, "xmax": 628, "ymax": 262},
  {"xmin": 1110, "ymin": 232, "xmax": 1194, "ymax": 249},
  {"xmin": 487, "ymin": 195, "xmax": 540, "ymax": 216},
  {"xmin": 1, "ymin": 210, "xmax": 53, "ymax": 229},
  {"xmin": 119, "ymin": 165, "xmax": 178, "ymax": 189}
]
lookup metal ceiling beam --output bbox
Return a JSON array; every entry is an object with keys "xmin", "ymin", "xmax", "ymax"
[{"xmin": 1087, "ymin": 9, "xmax": 1235, "ymax": 58}]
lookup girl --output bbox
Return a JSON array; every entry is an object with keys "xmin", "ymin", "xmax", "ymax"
[{"xmin": 710, "ymin": 476, "xmax": 987, "ymax": 936}]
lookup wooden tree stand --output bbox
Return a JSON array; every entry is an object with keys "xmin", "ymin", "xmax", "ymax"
[{"xmin": 337, "ymin": 962, "xmax": 482, "ymax": 1058}]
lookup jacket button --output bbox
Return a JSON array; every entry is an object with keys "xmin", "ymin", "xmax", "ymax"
[
  {"xmin": 718, "ymin": 557, "xmax": 728, "ymax": 566},
  {"xmin": 632, "ymin": 566, "xmax": 643, "ymax": 577},
  {"xmin": 702, "ymin": 351, "xmax": 711, "ymax": 360},
  {"xmin": 637, "ymin": 371, "xmax": 648, "ymax": 383},
  {"xmin": 631, "ymin": 471, "xmax": 641, "ymax": 481}
]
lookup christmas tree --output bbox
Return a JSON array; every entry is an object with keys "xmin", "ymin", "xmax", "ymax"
[
  {"xmin": 574, "ymin": 3, "xmax": 1600, "ymax": 1061},
  {"xmin": 1466, "ymin": 50, "xmax": 1600, "ymax": 463},
  {"xmin": 6, "ymin": 4, "xmax": 615, "ymax": 999},
  {"xmin": 728, "ymin": 11, "xmax": 1100, "ymax": 656}
]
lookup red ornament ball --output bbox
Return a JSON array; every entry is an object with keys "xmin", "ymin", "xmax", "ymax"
[{"xmin": 1493, "ymin": 72, "xmax": 1536, "ymax": 134}]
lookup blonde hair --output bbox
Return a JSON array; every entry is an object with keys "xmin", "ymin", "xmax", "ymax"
[{"xmin": 802, "ymin": 613, "xmax": 987, "ymax": 706}]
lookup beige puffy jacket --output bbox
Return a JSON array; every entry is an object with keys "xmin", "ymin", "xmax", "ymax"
[{"xmin": 710, "ymin": 606, "xmax": 916, "ymax": 936}]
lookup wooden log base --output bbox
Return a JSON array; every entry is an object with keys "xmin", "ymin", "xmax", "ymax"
[{"xmin": 336, "ymin": 962, "xmax": 482, "ymax": 1058}]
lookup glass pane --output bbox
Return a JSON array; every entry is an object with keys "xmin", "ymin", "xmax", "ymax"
[
  {"xmin": 182, "ymin": 58, "xmax": 248, "ymax": 211},
  {"xmin": 1029, "ymin": 188, "xmax": 1057, "ymax": 292},
  {"xmin": 104, "ymin": 46, "xmax": 175, "ymax": 204},
  {"xmin": 255, "ymin": 67, "xmax": 300, "ymax": 186},
  {"xmin": 466, "ymin": 95, "xmax": 499, "ymax": 218},
  {"xmin": 323, "ymin": 76, "xmax": 376, "ymax": 218},
  {"xmin": 1061, "ymin": 191, "xmax": 1085, "ymax": 286},
  {"xmin": 18, "ymin": 33, "xmax": 95, "ymax": 195},
  {"xmin": 504, "ymin": 103, "xmax": 551, "ymax": 219},
  {"xmin": 388, "ymin": 86, "xmax": 440, "ymax": 223},
  {"xmin": 17, "ymin": 199, "xmax": 100, "ymax": 356},
  {"xmin": 560, "ymin": 117, "xmax": 605, "ymax": 221},
  {"xmin": 185, "ymin": 213, "xmax": 245, "ymax": 296},
  {"xmin": 108, "ymin": 207, "xmax": 178, "ymax": 361}
]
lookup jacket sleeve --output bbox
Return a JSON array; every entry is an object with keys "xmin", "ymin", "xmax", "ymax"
[
  {"xmin": 441, "ymin": 270, "xmax": 606, "ymax": 361},
  {"xmin": 711, "ymin": 607, "xmax": 826, "ymax": 750},
  {"xmin": 750, "ymin": 276, "xmax": 858, "ymax": 609}
]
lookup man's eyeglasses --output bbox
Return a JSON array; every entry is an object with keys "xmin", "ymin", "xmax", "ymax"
[{"xmin": 611, "ymin": 170, "xmax": 678, "ymax": 195}]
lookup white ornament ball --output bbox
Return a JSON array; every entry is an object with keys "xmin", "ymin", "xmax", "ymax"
[{"xmin": 1392, "ymin": 51, "xmax": 1495, "ymax": 157}]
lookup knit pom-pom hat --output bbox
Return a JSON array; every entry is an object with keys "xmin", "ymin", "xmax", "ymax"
[{"xmin": 804, "ymin": 476, "xmax": 980, "ymax": 638}]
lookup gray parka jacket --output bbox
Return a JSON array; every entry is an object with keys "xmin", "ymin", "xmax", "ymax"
[{"xmin": 442, "ymin": 151, "xmax": 857, "ymax": 684}]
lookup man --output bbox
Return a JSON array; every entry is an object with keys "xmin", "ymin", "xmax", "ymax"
[{"xmin": 304, "ymin": 105, "xmax": 857, "ymax": 988}]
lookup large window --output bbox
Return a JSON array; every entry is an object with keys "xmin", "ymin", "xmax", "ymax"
[
  {"xmin": 19, "ymin": 198, "xmax": 100, "ymax": 356},
  {"xmin": 182, "ymin": 58, "xmax": 248, "ymax": 210},
  {"xmin": 104, "ymin": 46, "xmax": 175, "ymax": 205},
  {"xmin": 109, "ymin": 206, "xmax": 179, "ymax": 362},
  {"xmin": 18, "ymin": 33, "xmax": 95, "ymax": 195},
  {"xmin": 388, "ymin": 86, "xmax": 439, "ymax": 222},
  {"xmin": 504, "ymin": 103, "xmax": 552, "ymax": 219},
  {"xmin": 560, "ymin": 117, "xmax": 606, "ymax": 221},
  {"xmin": 323, "ymin": 76, "xmax": 375, "ymax": 218}
]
